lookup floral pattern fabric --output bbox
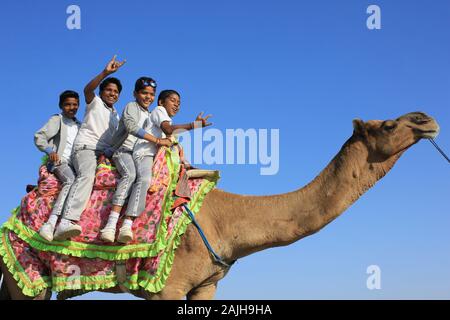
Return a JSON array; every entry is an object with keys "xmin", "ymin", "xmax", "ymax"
[{"xmin": 0, "ymin": 145, "xmax": 217, "ymax": 296}]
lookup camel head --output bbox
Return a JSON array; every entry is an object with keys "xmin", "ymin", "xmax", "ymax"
[{"xmin": 352, "ymin": 112, "xmax": 440, "ymax": 162}]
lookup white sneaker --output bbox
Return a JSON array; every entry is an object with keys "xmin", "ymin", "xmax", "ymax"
[
  {"xmin": 39, "ymin": 223, "xmax": 55, "ymax": 242},
  {"xmin": 100, "ymin": 227, "xmax": 116, "ymax": 243},
  {"xmin": 54, "ymin": 221, "xmax": 82, "ymax": 241},
  {"xmin": 117, "ymin": 224, "xmax": 133, "ymax": 244}
]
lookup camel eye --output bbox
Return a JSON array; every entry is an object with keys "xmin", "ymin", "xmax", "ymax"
[
  {"xmin": 413, "ymin": 117, "xmax": 429, "ymax": 125},
  {"xmin": 383, "ymin": 121, "xmax": 397, "ymax": 132}
]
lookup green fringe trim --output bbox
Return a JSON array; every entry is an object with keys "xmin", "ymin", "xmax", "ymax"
[
  {"xmin": 41, "ymin": 155, "xmax": 49, "ymax": 166},
  {"xmin": 97, "ymin": 163, "xmax": 116, "ymax": 171},
  {"xmin": 1, "ymin": 217, "xmax": 166, "ymax": 260},
  {"xmin": 0, "ymin": 229, "xmax": 51, "ymax": 297},
  {"xmin": 51, "ymin": 274, "xmax": 118, "ymax": 292}
]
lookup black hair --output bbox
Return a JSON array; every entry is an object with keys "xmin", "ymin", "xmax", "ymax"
[
  {"xmin": 134, "ymin": 76, "xmax": 157, "ymax": 92},
  {"xmin": 158, "ymin": 90, "xmax": 180, "ymax": 105},
  {"xmin": 59, "ymin": 90, "xmax": 79, "ymax": 108},
  {"xmin": 99, "ymin": 77, "xmax": 122, "ymax": 94}
]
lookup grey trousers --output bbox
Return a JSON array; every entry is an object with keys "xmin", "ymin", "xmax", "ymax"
[
  {"xmin": 50, "ymin": 160, "xmax": 76, "ymax": 216},
  {"xmin": 61, "ymin": 147, "xmax": 99, "ymax": 221},
  {"xmin": 112, "ymin": 150, "xmax": 136, "ymax": 206},
  {"xmin": 125, "ymin": 155, "xmax": 154, "ymax": 217}
]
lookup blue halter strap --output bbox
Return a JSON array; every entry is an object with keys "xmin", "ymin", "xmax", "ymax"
[{"xmin": 182, "ymin": 203, "xmax": 233, "ymax": 268}]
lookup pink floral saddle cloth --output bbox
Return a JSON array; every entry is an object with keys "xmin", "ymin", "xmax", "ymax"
[{"xmin": 0, "ymin": 145, "xmax": 218, "ymax": 297}]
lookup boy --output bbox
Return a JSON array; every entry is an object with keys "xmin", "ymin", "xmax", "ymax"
[
  {"xmin": 117, "ymin": 90, "xmax": 212, "ymax": 243},
  {"xmin": 100, "ymin": 77, "xmax": 173, "ymax": 242},
  {"xmin": 34, "ymin": 90, "xmax": 81, "ymax": 241},
  {"xmin": 53, "ymin": 55, "xmax": 125, "ymax": 241}
]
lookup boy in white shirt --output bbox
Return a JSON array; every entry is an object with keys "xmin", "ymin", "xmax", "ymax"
[
  {"xmin": 100, "ymin": 77, "xmax": 173, "ymax": 243},
  {"xmin": 34, "ymin": 90, "xmax": 82, "ymax": 241},
  {"xmin": 117, "ymin": 90, "xmax": 212, "ymax": 243},
  {"xmin": 54, "ymin": 55, "xmax": 125, "ymax": 241}
]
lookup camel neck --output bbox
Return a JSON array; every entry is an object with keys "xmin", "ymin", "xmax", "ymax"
[
  {"xmin": 299, "ymin": 138, "xmax": 392, "ymax": 227},
  {"xmin": 220, "ymin": 137, "xmax": 401, "ymax": 260}
]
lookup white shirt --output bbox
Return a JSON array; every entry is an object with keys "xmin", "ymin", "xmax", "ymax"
[
  {"xmin": 74, "ymin": 95, "xmax": 119, "ymax": 151},
  {"xmin": 61, "ymin": 117, "xmax": 79, "ymax": 161},
  {"xmin": 133, "ymin": 105, "xmax": 172, "ymax": 157}
]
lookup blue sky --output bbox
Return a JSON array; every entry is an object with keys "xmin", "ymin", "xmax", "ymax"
[{"xmin": 0, "ymin": 0, "xmax": 449, "ymax": 299}]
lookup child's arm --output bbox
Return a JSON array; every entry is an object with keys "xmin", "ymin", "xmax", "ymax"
[
  {"xmin": 84, "ymin": 55, "xmax": 126, "ymax": 104},
  {"xmin": 34, "ymin": 115, "xmax": 61, "ymax": 163},
  {"xmin": 160, "ymin": 112, "xmax": 212, "ymax": 135},
  {"xmin": 142, "ymin": 132, "xmax": 172, "ymax": 147},
  {"xmin": 123, "ymin": 103, "xmax": 173, "ymax": 147}
]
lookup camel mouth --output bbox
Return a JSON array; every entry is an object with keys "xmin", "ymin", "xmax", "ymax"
[
  {"xmin": 420, "ymin": 130, "xmax": 439, "ymax": 139},
  {"xmin": 406, "ymin": 121, "xmax": 440, "ymax": 139},
  {"xmin": 407, "ymin": 126, "xmax": 440, "ymax": 139}
]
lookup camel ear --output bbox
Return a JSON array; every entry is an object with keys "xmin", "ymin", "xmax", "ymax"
[{"xmin": 352, "ymin": 119, "xmax": 367, "ymax": 136}]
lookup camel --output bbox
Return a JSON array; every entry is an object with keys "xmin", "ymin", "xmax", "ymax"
[{"xmin": 0, "ymin": 111, "xmax": 440, "ymax": 300}]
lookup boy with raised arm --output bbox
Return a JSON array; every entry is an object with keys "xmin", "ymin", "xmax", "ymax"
[{"xmin": 53, "ymin": 55, "xmax": 125, "ymax": 241}]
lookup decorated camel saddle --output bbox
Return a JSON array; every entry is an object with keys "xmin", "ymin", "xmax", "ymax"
[{"xmin": 0, "ymin": 145, "xmax": 219, "ymax": 297}]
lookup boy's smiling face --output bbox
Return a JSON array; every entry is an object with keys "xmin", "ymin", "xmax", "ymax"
[
  {"xmin": 61, "ymin": 97, "xmax": 79, "ymax": 119},
  {"xmin": 100, "ymin": 83, "xmax": 120, "ymax": 107},
  {"xmin": 160, "ymin": 93, "xmax": 180, "ymax": 117},
  {"xmin": 134, "ymin": 86, "xmax": 155, "ymax": 109}
]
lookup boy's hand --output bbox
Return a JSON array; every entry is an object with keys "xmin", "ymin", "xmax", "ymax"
[
  {"xmin": 104, "ymin": 55, "xmax": 126, "ymax": 75},
  {"xmin": 168, "ymin": 135, "xmax": 178, "ymax": 145},
  {"xmin": 158, "ymin": 138, "xmax": 173, "ymax": 147},
  {"xmin": 49, "ymin": 152, "xmax": 60, "ymax": 164},
  {"xmin": 194, "ymin": 112, "xmax": 213, "ymax": 128}
]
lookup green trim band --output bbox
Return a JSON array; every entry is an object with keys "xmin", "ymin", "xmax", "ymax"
[
  {"xmin": 97, "ymin": 163, "xmax": 116, "ymax": 171},
  {"xmin": 0, "ymin": 230, "xmax": 51, "ymax": 297}
]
